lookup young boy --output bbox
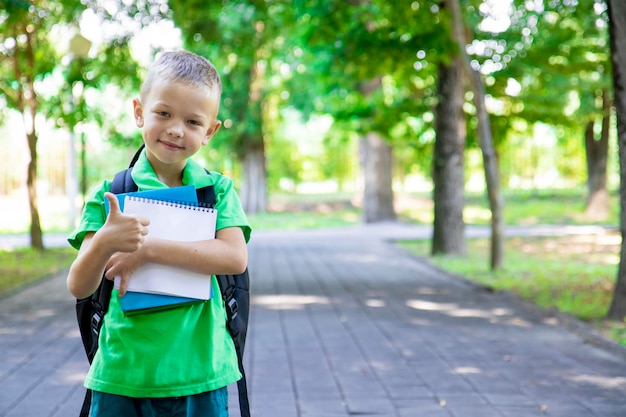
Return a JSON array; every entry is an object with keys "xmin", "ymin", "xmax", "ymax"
[{"xmin": 67, "ymin": 50, "xmax": 251, "ymax": 417}]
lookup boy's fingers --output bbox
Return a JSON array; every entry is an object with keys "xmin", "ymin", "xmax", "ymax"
[
  {"xmin": 104, "ymin": 193, "xmax": 149, "ymax": 228},
  {"xmin": 118, "ymin": 274, "xmax": 129, "ymax": 297},
  {"xmin": 104, "ymin": 192, "xmax": 122, "ymax": 216}
]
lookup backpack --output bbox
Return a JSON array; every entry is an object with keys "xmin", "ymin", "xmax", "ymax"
[{"xmin": 75, "ymin": 148, "xmax": 251, "ymax": 417}]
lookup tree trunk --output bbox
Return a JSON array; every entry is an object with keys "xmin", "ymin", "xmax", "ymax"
[
  {"xmin": 26, "ymin": 129, "xmax": 44, "ymax": 250},
  {"xmin": 607, "ymin": 0, "xmax": 626, "ymax": 320},
  {"xmin": 238, "ymin": 47, "xmax": 268, "ymax": 216},
  {"xmin": 360, "ymin": 132, "xmax": 396, "ymax": 223},
  {"xmin": 447, "ymin": 0, "xmax": 504, "ymax": 269},
  {"xmin": 584, "ymin": 89, "xmax": 611, "ymax": 220},
  {"xmin": 240, "ymin": 141, "xmax": 267, "ymax": 216},
  {"xmin": 432, "ymin": 57, "xmax": 466, "ymax": 256},
  {"xmin": 15, "ymin": 26, "xmax": 44, "ymax": 250},
  {"xmin": 355, "ymin": 76, "xmax": 396, "ymax": 223}
]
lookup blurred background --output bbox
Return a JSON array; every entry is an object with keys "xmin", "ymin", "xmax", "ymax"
[
  {"xmin": 4, "ymin": 0, "xmax": 626, "ymax": 342},
  {"xmin": 0, "ymin": 0, "xmax": 618, "ymax": 243}
]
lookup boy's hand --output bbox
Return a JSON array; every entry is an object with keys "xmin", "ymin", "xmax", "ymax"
[
  {"xmin": 105, "ymin": 250, "xmax": 144, "ymax": 297},
  {"xmin": 101, "ymin": 192, "xmax": 150, "ymax": 253},
  {"xmin": 99, "ymin": 192, "xmax": 150, "ymax": 296}
]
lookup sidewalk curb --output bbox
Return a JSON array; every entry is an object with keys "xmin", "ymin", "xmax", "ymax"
[
  {"xmin": 548, "ymin": 309, "xmax": 626, "ymax": 361},
  {"xmin": 0, "ymin": 268, "xmax": 70, "ymax": 301},
  {"xmin": 393, "ymin": 240, "xmax": 626, "ymax": 362}
]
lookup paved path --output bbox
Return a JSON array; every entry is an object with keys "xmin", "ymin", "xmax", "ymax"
[{"xmin": 2, "ymin": 223, "xmax": 626, "ymax": 417}]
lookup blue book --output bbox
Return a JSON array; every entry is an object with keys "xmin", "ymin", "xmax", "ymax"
[
  {"xmin": 119, "ymin": 291, "xmax": 206, "ymax": 316},
  {"xmin": 104, "ymin": 185, "xmax": 198, "ymax": 213}
]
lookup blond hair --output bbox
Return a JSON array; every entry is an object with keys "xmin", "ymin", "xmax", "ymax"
[{"xmin": 141, "ymin": 51, "xmax": 222, "ymax": 113}]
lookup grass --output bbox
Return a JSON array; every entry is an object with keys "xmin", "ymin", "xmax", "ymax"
[
  {"xmin": 398, "ymin": 189, "xmax": 620, "ymax": 226},
  {"xmin": 397, "ymin": 233, "xmax": 625, "ymax": 344},
  {"xmin": 248, "ymin": 208, "xmax": 360, "ymax": 230},
  {"xmin": 398, "ymin": 235, "xmax": 619, "ymax": 320},
  {"xmin": 0, "ymin": 247, "xmax": 76, "ymax": 297}
]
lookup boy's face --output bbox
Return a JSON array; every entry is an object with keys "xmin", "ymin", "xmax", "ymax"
[{"xmin": 133, "ymin": 80, "xmax": 221, "ymax": 171}]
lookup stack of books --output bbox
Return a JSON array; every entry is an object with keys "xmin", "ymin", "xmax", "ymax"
[{"xmin": 106, "ymin": 186, "xmax": 217, "ymax": 316}]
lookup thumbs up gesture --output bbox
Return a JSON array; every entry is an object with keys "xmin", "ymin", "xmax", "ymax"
[{"xmin": 101, "ymin": 192, "xmax": 150, "ymax": 253}]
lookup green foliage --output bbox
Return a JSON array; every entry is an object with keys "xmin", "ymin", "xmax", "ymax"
[
  {"xmin": 0, "ymin": 0, "xmax": 148, "ymax": 155},
  {"xmin": 485, "ymin": 0, "xmax": 610, "ymax": 126},
  {"xmin": 290, "ymin": 0, "xmax": 444, "ymax": 132},
  {"xmin": 455, "ymin": 0, "xmax": 611, "ymax": 189},
  {"xmin": 0, "ymin": 0, "xmax": 618, "ymax": 217},
  {"xmin": 168, "ymin": 0, "xmax": 289, "ymax": 158},
  {"xmin": 265, "ymin": 135, "xmax": 304, "ymax": 191},
  {"xmin": 279, "ymin": 0, "xmax": 447, "ymax": 185},
  {"xmin": 0, "ymin": 0, "xmax": 83, "ymax": 110}
]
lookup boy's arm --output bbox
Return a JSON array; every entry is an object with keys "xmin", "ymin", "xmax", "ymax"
[
  {"xmin": 106, "ymin": 226, "xmax": 248, "ymax": 296},
  {"xmin": 67, "ymin": 193, "xmax": 150, "ymax": 299}
]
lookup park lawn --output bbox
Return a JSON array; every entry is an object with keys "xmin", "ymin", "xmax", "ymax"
[
  {"xmin": 397, "ymin": 233, "xmax": 625, "ymax": 344},
  {"xmin": 0, "ymin": 247, "xmax": 76, "ymax": 297},
  {"xmin": 398, "ymin": 189, "xmax": 620, "ymax": 226},
  {"xmin": 248, "ymin": 208, "xmax": 360, "ymax": 230}
]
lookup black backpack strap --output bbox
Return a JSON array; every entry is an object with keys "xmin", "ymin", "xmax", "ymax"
[
  {"xmin": 235, "ymin": 341, "xmax": 251, "ymax": 417},
  {"xmin": 129, "ymin": 143, "xmax": 145, "ymax": 168},
  {"xmin": 196, "ymin": 184, "xmax": 216, "ymax": 207},
  {"xmin": 111, "ymin": 168, "xmax": 137, "ymax": 194},
  {"xmin": 218, "ymin": 269, "xmax": 251, "ymax": 417}
]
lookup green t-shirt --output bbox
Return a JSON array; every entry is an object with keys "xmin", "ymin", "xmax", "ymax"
[{"xmin": 68, "ymin": 151, "xmax": 251, "ymax": 398}]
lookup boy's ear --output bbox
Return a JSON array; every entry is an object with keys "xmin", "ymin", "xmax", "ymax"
[
  {"xmin": 203, "ymin": 120, "xmax": 222, "ymax": 145},
  {"xmin": 132, "ymin": 98, "xmax": 144, "ymax": 127}
]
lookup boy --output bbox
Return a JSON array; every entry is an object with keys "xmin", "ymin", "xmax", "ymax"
[{"xmin": 67, "ymin": 50, "xmax": 251, "ymax": 417}]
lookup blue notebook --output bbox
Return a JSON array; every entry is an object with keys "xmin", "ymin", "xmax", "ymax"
[
  {"xmin": 119, "ymin": 291, "xmax": 206, "ymax": 316},
  {"xmin": 103, "ymin": 185, "xmax": 198, "ymax": 213}
]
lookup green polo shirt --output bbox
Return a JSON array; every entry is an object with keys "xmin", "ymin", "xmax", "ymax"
[{"xmin": 68, "ymin": 151, "xmax": 251, "ymax": 398}]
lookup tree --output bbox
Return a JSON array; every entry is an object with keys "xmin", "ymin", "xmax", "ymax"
[
  {"xmin": 168, "ymin": 0, "xmax": 293, "ymax": 215},
  {"xmin": 290, "ymin": 1, "xmax": 441, "ymax": 223},
  {"xmin": 445, "ymin": 0, "xmax": 504, "ymax": 268},
  {"xmin": 584, "ymin": 87, "xmax": 611, "ymax": 220},
  {"xmin": 490, "ymin": 0, "xmax": 611, "ymax": 212},
  {"xmin": 432, "ymin": 52, "xmax": 467, "ymax": 256},
  {"xmin": 607, "ymin": 0, "xmax": 626, "ymax": 320},
  {"xmin": 361, "ymin": 131, "xmax": 396, "ymax": 223},
  {"xmin": 0, "ymin": 0, "xmax": 84, "ymax": 250}
]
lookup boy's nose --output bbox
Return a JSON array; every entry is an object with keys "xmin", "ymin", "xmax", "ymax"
[{"xmin": 166, "ymin": 122, "xmax": 184, "ymax": 137}]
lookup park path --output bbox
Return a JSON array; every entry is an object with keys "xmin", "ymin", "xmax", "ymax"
[{"xmin": 2, "ymin": 223, "xmax": 626, "ymax": 417}]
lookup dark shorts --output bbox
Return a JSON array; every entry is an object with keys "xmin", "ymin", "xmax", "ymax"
[{"xmin": 90, "ymin": 387, "xmax": 228, "ymax": 417}]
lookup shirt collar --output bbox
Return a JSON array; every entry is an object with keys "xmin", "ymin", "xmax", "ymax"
[{"xmin": 130, "ymin": 148, "xmax": 214, "ymax": 190}]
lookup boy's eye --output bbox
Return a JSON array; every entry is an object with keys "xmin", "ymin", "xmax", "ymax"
[
  {"xmin": 188, "ymin": 120, "xmax": 201, "ymax": 126},
  {"xmin": 156, "ymin": 111, "xmax": 170, "ymax": 117}
]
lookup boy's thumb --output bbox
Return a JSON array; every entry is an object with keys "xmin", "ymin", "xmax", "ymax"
[{"xmin": 104, "ymin": 192, "xmax": 122, "ymax": 216}]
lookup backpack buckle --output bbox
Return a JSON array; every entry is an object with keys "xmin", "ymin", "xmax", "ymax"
[
  {"xmin": 227, "ymin": 298, "xmax": 238, "ymax": 320},
  {"xmin": 91, "ymin": 312, "xmax": 102, "ymax": 336}
]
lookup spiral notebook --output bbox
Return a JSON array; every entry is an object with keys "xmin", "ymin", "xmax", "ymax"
[{"xmin": 114, "ymin": 195, "xmax": 217, "ymax": 303}]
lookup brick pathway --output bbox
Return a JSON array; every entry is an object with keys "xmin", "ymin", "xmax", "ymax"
[{"xmin": 2, "ymin": 224, "xmax": 626, "ymax": 417}]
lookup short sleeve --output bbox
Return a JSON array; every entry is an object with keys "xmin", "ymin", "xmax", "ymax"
[
  {"xmin": 67, "ymin": 180, "xmax": 110, "ymax": 250},
  {"xmin": 212, "ymin": 174, "xmax": 251, "ymax": 243}
]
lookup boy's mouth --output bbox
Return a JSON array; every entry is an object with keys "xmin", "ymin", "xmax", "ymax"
[{"xmin": 159, "ymin": 139, "xmax": 184, "ymax": 150}]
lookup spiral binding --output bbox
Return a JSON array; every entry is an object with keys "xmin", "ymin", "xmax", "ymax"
[{"xmin": 126, "ymin": 196, "xmax": 216, "ymax": 212}]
